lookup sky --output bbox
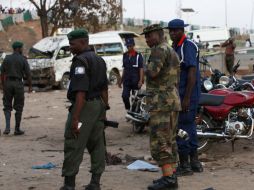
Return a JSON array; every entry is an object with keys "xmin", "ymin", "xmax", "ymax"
[{"xmin": 1, "ymin": 0, "xmax": 254, "ymax": 29}]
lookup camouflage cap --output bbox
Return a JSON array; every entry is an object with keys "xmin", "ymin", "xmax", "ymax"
[
  {"xmin": 67, "ymin": 29, "xmax": 89, "ymax": 40},
  {"xmin": 12, "ymin": 41, "xmax": 23, "ymax": 49},
  {"xmin": 140, "ymin": 24, "xmax": 163, "ymax": 35}
]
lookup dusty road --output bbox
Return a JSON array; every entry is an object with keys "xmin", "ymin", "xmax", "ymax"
[{"xmin": 0, "ymin": 86, "xmax": 254, "ymax": 190}]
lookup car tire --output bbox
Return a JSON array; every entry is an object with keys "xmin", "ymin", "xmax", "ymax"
[
  {"xmin": 60, "ymin": 74, "xmax": 70, "ymax": 90},
  {"xmin": 109, "ymin": 70, "xmax": 120, "ymax": 85}
]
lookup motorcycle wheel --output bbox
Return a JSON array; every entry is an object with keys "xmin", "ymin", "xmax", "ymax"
[
  {"xmin": 132, "ymin": 122, "xmax": 145, "ymax": 133},
  {"xmin": 196, "ymin": 115, "xmax": 213, "ymax": 153}
]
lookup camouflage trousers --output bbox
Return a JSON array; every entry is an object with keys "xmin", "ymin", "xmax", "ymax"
[{"xmin": 149, "ymin": 111, "xmax": 178, "ymax": 166}]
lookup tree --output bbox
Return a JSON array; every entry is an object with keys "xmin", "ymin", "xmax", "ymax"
[
  {"xmin": 29, "ymin": 0, "xmax": 122, "ymax": 37},
  {"xmin": 29, "ymin": 0, "xmax": 58, "ymax": 37}
]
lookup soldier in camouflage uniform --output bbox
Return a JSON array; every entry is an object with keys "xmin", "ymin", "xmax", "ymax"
[{"xmin": 141, "ymin": 24, "xmax": 181, "ymax": 190}]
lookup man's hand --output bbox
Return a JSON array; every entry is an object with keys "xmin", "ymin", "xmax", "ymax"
[
  {"xmin": 71, "ymin": 116, "xmax": 80, "ymax": 138},
  {"xmin": 28, "ymin": 86, "xmax": 32, "ymax": 93},
  {"xmin": 182, "ymin": 96, "xmax": 190, "ymax": 112},
  {"xmin": 27, "ymin": 79, "xmax": 32, "ymax": 93},
  {"xmin": 138, "ymin": 80, "xmax": 142, "ymax": 89},
  {"xmin": 71, "ymin": 91, "xmax": 85, "ymax": 138},
  {"xmin": 118, "ymin": 79, "xmax": 122, "ymax": 88},
  {"xmin": 143, "ymin": 63, "xmax": 148, "ymax": 73}
]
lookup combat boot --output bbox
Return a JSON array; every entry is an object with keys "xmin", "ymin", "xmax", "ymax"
[
  {"xmin": 190, "ymin": 151, "xmax": 203, "ymax": 173},
  {"xmin": 3, "ymin": 111, "xmax": 11, "ymax": 135},
  {"xmin": 14, "ymin": 127, "xmax": 25, "ymax": 135},
  {"xmin": 3, "ymin": 129, "xmax": 10, "ymax": 135},
  {"xmin": 60, "ymin": 176, "xmax": 75, "ymax": 190},
  {"xmin": 84, "ymin": 174, "xmax": 101, "ymax": 190},
  {"xmin": 148, "ymin": 174, "xmax": 178, "ymax": 190},
  {"xmin": 59, "ymin": 185, "xmax": 75, "ymax": 190},
  {"xmin": 14, "ymin": 112, "xmax": 24, "ymax": 135},
  {"xmin": 175, "ymin": 154, "xmax": 193, "ymax": 176}
]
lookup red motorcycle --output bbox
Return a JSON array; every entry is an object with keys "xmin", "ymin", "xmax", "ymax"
[{"xmin": 196, "ymin": 89, "xmax": 254, "ymax": 152}]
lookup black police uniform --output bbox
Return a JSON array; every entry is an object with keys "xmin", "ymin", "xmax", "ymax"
[
  {"xmin": 1, "ymin": 52, "xmax": 31, "ymax": 134},
  {"xmin": 62, "ymin": 49, "xmax": 108, "ymax": 181}
]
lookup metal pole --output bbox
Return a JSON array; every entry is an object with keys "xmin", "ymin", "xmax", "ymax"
[
  {"xmin": 143, "ymin": 0, "xmax": 146, "ymax": 20},
  {"xmin": 225, "ymin": 0, "xmax": 228, "ymax": 27},
  {"xmin": 251, "ymin": 1, "xmax": 254, "ymax": 32},
  {"xmin": 120, "ymin": 0, "xmax": 123, "ymax": 29}
]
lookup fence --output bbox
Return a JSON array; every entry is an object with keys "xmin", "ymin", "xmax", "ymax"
[{"xmin": 0, "ymin": 10, "xmax": 39, "ymax": 31}]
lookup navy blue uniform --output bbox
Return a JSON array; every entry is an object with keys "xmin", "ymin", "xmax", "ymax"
[
  {"xmin": 122, "ymin": 51, "xmax": 143, "ymax": 110},
  {"xmin": 173, "ymin": 36, "xmax": 201, "ymax": 155}
]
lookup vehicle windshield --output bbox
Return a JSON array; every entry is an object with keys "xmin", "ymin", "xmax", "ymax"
[
  {"xmin": 94, "ymin": 43, "xmax": 123, "ymax": 56},
  {"xmin": 28, "ymin": 48, "xmax": 54, "ymax": 59}
]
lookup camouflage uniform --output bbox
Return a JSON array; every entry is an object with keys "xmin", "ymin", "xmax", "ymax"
[{"xmin": 146, "ymin": 41, "xmax": 181, "ymax": 167}]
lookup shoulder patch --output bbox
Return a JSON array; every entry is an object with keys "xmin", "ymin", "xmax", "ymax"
[{"xmin": 75, "ymin": 67, "xmax": 85, "ymax": 75}]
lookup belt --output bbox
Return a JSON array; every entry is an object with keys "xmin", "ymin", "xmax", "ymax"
[
  {"xmin": 6, "ymin": 77, "xmax": 22, "ymax": 81},
  {"xmin": 86, "ymin": 97, "xmax": 101, "ymax": 101}
]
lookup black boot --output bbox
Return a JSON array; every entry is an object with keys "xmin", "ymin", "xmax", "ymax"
[
  {"xmin": 14, "ymin": 127, "xmax": 25, "ymax": 135},
  {"xmin": 60, "ymin": 186, "xmax": 75, "ymax": 190},
  {"xmin": 148, "ymin": 174, "xmax": 178, "ymax": 190},
  {"xmin": 176, "ymin": 154, "xmax": 193, "ymax": 176},
  {"xmin": 3, "ymin": 111, "xmax": 11, "ymax": 135},
  {"xmin": 190, "ymin": 151, "xmax": 203, "ymax": 172},
  {"xmin": 3, "ymin": 129, "xmax": 10, "ymax": 135},
  {"xmin": 122, "ymin": 97, "xmax": 130, "ymax": 110},
  {"xmin": 84, "ymin": 173, "xmax": 101, "ymax": 190},
  {"xmin": 59, "ymin": 176, "xmax": 75, "ymax": 190},
  {"xmin": 14, "ymin": 112, "xmax": 24, "ymax": 135}
]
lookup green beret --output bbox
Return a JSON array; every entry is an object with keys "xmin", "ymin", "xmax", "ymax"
[
  {"xmin": 140, "ymin": 24, "xmax": 163, "ymax": 35},
  {"xmin": 67, "ymin": 29, "xmax": 89, "ymax": 40},
  {"xmin": 12, "ymin": 41, "xmax": 23, "ymax": 49}
]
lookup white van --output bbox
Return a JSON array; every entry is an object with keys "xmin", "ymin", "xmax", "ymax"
[
  {"xmin": 187, "ymin": 28, "xmax": 230, "ymax": 49},
  {"xmin": 27, "ymin": 31, "xmax": 139, "ymax": 89}
]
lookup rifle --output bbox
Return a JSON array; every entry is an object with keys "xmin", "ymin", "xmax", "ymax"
[{"xmin": 104, "ymin": 120, "xmax": 119, "ymax": 128}]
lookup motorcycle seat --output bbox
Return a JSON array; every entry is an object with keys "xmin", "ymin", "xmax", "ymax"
[
  {"xmin": 237, "ymin": 79, "xmax": 252, "ymax": 85},
  {"xmin": 199, "ymin": 93, "xmax": 225, "ymax": 106},
  {"xmin": 241, "ymin": 74, "xmax": 254, "ymax": 81}
]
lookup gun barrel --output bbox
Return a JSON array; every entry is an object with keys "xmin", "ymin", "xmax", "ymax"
[{"xmin": 104, "ymin": 120, "xmax": 119, "ymax": 128}]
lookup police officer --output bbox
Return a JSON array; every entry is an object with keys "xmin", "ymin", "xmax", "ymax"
[
  {"xmin": 1, "ymin": 41, "xmax": 32, "ymax": 135},
  {"xmin": 60, "ymin": 29, "xmax": 108, "ymax": 190},
  {"xmin": 118, "ymin": 37, "xmax": 144, "ymax": 110},
  {"xmin": 167, "ymin": 19, "xmax": 203, "ymax": 176},
  {"xmin": 141, "ymin": 24, "xmax": 181, "ymax": 190}
]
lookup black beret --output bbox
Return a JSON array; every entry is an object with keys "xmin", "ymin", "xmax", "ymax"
[{"xmin": 12, "ymin": 41, "xmax": 23, "ymax": 49}]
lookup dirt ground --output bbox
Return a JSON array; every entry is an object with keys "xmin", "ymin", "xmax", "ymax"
[{"xmin": 0, "ymin": 86, "xmax": 254, "ymax": 190}]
